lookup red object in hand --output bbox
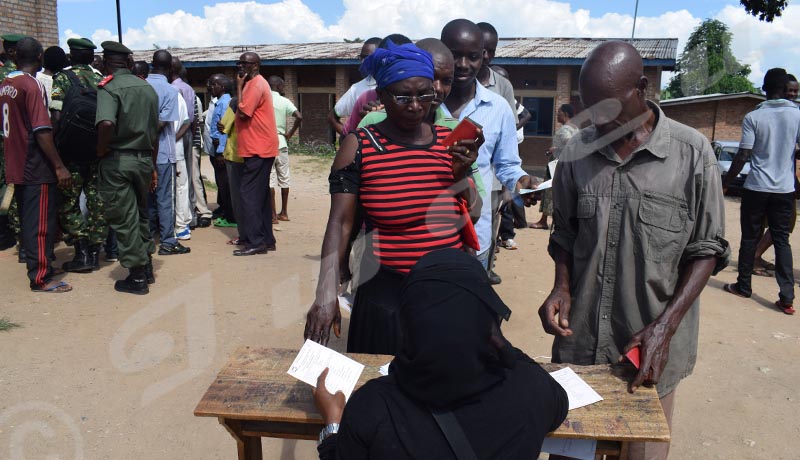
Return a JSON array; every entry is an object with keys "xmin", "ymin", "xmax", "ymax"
[
  {"xmin": 625, "ymin": 347, "xmax": 641, "ymax": 369},
  {"xmin": 441, "ymin": 117, "xmax": 482, "ymax": 148}
]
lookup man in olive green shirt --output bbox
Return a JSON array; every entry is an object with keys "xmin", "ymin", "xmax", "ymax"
[
  {"xmin": 539, "ymin": 42, "xmax": 729, "ymax": 460},
  {"xmin": 95, "ymin": 41, "xmax": 160, "ymax": 295},
  {"xmin": 51, "ymin": 37, "xmax": 107, "ymax": 273}
]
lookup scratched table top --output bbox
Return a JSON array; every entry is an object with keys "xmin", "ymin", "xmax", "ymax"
[{"xmin": 195, "ymin": 346, "xmax": 670, "ymax": 443}]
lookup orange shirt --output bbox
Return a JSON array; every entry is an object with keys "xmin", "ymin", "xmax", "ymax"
[{"xmin": 237, "ymin": 75, "xmax": 279, "ymax": 158}]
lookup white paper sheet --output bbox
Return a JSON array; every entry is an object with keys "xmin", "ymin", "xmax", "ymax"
[
  {"xmin": 337, "ymin": 294, "xmax": 353, "ymax": 314},
  {"xmin": 379, "ymin": 362, "xmax": 391, "ymax": 376},
  {"xmin": 519, "ymin": 179, "xmax": 552, "ymax": 195},
  {"xmin": 549, "ymin": 367, "xmax": 603, "ymax": 410},
  {"xmin": 287, "ymin": 340, "xmax": 365, "ymax": 400},
  {"xmin": 548, "ymin": 159, "xmax": 559, "ymax": 178},
  {"xmin": 541, "ymin": 438, "xmax": 597, "ymax": 460}
]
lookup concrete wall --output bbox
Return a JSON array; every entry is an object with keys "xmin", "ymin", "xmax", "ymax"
[{"xmin": 0, "ymin": 0, "xmax": 59, "ymax": 48}]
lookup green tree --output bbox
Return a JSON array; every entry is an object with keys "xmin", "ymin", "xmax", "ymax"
[
  {"xmin": 740, "ymin": 0, "xmax": 788, "ymax": 22},
  {"xmin": 665, "ymin": 19, "xmax": 757, "ymax": 99}
]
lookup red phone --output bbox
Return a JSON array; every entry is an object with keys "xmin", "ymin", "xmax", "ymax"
[
  {"xmin": 625, "ymin": 347, "xmax": 641, "ymax": 369},
  {"xmin": 441, "ymin": 117, "xmax": 482, "ymax": 148}
]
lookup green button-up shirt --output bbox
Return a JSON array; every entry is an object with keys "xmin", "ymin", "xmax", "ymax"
[
  {"xmin": 95, "ymin": 68, "xmax": 159, "ymax": 151},
  {"xmin": 549, "ymin": 103, "xmax": 730, "ymax": 397}
]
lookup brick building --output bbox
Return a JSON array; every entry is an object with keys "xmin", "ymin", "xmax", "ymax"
[
  {"xmin": 659, "ymin": 92, "xmax": 767, "ymax": 143},
  {"xmin": 135, "ymin": 37, "xmax": 676, "ymax": 171},
  {"xmin": 0, "ymin": 0, "xmax": 59, "ymax": 48}
]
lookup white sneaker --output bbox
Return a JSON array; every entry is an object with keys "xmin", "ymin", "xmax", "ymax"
[
  {"xmin": 176, "ymin": 227, "xmax": 192, "ymax": 240},
  {"xmin": 500, "ymin": 238, "xmax": 518, "ymax": 250}
]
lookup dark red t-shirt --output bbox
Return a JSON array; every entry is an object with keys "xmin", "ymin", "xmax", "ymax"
[{"xmin": 0, "ymin": 71, "xmax": 55, "ymax": 185}]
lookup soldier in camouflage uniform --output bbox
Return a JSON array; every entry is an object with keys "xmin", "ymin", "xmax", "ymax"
[
  {"xmin": 0, "ymin": 34, "xmax": 26, "ymax": 252},
  {"xmin": 50, "ymin": 37, "xmax": 106, "ymax": 273}
]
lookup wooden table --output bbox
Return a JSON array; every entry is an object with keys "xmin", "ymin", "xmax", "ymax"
[{"xmin": 195, "ymin": 346, "xmax": 670, "ymax": 460}]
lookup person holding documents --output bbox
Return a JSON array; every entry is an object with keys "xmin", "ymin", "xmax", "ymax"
[
  {"xmin": 538, "ymin": 41, "xmax": 729, "ymax": 460},
  {"xmin": 314, "ymin": 249, "xmax": 568, "ymax": 459},
  {"xmin": 304, "ymin": 41, "xmax": 480, "ymax": 355}
]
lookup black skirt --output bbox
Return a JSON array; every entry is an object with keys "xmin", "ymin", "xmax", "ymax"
[{"xmin": 347, "ymin": 265, "xmax": 405, "ymax": 355}]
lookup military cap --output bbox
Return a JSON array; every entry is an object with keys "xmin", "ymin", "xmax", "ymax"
[
  {"xmin": 1, "ymin": 33, "xmax": 28, "ymax": 44},
  {"xmin": 101, "ymin": 41, "xmax": 132, "ymax": 55},
  {"xmin": 67, "ymin": 37, "xmax": 96, "ymax": 50}
]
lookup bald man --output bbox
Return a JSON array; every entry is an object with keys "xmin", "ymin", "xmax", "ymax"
[{"xmin": 538, "ymin": 41, "xmax": 729, "ymax": 460}]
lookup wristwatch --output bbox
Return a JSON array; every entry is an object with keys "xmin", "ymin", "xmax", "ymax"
[{"xmin": 318, "ymin": 423, "xmax": 340, "ymax": 444}]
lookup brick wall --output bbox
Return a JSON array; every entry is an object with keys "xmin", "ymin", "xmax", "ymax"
[
  {"xmin": 661, "ymin": 97, "xmax": 759, "ymax": 143},
  {"xmin": 0, "ymin": 0, "xmax": 59, "ymax": 48}
]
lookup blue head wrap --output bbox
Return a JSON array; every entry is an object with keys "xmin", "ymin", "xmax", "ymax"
[{"xmin": 359, "ymin": 39, "xmax": 434, "ymax": 89}]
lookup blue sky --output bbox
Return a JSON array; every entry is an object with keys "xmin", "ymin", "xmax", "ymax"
[{"xmin": 57, "ymin": 0, "xmax": 800, "ymax": 86}]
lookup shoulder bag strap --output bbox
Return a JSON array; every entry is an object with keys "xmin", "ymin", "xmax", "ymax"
[{"xmin": 431, "ymin": 410, "xmax": 479, "ymax": 460}]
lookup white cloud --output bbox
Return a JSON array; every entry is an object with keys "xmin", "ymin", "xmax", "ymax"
[{"xmin": 60, "ymin": 0, "xmax": 800, "ymax": 87}]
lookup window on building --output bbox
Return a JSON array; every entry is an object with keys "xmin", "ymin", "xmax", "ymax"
[{"xmin": 522, "ymin": 97, "xmax": 554, "ymax": 137}]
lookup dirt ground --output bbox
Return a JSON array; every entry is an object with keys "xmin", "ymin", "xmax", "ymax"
[{"xmin": 1, "ymin": 153, "xmax": 799, "ymax": 460}]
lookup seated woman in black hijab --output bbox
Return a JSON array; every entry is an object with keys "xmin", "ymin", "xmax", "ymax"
[{"xmin": 313, "ymin": 249, "xmax": 569, "ymax": 459}]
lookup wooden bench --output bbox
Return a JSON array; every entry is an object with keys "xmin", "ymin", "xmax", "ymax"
[{"xmin": 195, "ymin": 346, "xmax": 670, "ymax": 460}]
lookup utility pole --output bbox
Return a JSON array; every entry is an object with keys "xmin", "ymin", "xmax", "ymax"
[
  {"xmin": 631, "ymin": 0, "xmax": 640, "ymax": 38},
  {"xmin": 116, "ymin": 0, "xmax": 123, "ymax": 44}
]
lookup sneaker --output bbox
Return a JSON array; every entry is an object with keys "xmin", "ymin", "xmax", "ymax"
[
  {"xmin": 499, "ymin": 239, "xmax": 518, "ymax": 250},
  {"xmin": 158, "ymin": 242, "xmax": 191, "ymax": 255},
  {"xmin": 176, "ymin": 227, "xmax": 192, "ymax": 240},
  {"xmin": 105, "ymin": 252, "xmax": 119, "ymax": 262},
  {"xmin": 197, "ymin": 217, "xmax": 212, "ymax": 228}
]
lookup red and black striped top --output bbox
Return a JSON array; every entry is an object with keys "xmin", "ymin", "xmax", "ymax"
[{"xmin": 357, "ymin": 124, "xmax": 464, "ymax": 273}]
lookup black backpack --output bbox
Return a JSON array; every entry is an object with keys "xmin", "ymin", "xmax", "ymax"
[{"xmin": 55, "ymin": 69, "xmax": 98, "ymax": 164}]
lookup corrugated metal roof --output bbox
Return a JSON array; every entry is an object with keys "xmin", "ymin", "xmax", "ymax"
[
  {"xmin": 659, "ymin": 92, "xmax": 765, "ymax": 106},
  {"xmin": 132, "ymin": 37, "xmax": 677, "ymax": 67}
]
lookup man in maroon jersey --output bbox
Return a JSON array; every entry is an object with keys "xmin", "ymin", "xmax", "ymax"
[{"xmin": 0, "ymin": 37, "xmax": 72, "ymax": 292}]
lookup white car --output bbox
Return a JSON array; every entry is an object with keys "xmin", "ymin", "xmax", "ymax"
[{"xmin": 713, "ymin": 141, "xmax": 751, "ymax": 194}]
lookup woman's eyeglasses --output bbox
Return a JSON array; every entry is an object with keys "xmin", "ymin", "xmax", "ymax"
[{"xmin": 385, "ymin": 90, "xmax": 436, "ymax": 105}]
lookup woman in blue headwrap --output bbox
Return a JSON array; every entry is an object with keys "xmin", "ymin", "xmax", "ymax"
[{"xmin": 304, "ymin": 40, "xmax": 482, "ymax": 355}]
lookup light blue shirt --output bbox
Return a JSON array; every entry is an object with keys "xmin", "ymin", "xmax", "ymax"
[
  {"xmin": 210, "ymin": 93, "xmax": 231, "ymax": 155},
  {"xmin": 740, "ymin": 98, "xmax": 800, "ymax": 193},
  {"xmin": 146, "ymin": 74, "xmax": 180, "ymax": 164},
  {"xmin": 442, "ymin": 83, "xmax": 527, "ymax": 255}
]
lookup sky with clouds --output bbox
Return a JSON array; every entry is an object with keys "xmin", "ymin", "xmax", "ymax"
[{"xmin": 58, "ymin": 0, "xmax": 800, "ymax": 87}]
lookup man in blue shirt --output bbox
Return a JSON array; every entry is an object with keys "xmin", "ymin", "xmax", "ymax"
[
  {"xmin": 724, "ymin": 68, "xmax": 800, "ymax": 314},
  {"xmin": 145, "ymin": 50, "xmax": 190, "ymax": 255},
  {"xmin": 208, "ymin": 74, "xmax": 235, "ymax": 227},
  {"xmin": 440, "ymin": 19, "xmax": 537, "ymax": 272}
]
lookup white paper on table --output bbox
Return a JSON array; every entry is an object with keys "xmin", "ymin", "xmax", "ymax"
[
  {"xmin": 287, "ymin": 340, "xmax": 365, "ymax": 400},
  {"xmin": 378, "ymin": 362, "xmax": 391, "ymax": 376},
  {"xmin": 541, "ymin": 438, "xmax": 596, "ymax": 460},
  {"xmin": 549, "ymin": 367, "xmax": 603, "ymax": 410},
  {"xmin": 548, "ymin": 159, "xmax": 559, "ymax": 178}
]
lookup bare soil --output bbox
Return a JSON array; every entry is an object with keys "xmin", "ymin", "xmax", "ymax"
[{"xmin": 1, "ymin": 154, "xmax": 798, "ymax": 459}]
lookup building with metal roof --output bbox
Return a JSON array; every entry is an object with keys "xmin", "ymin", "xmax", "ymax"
[{"xmin": 140, "ymin": 37, "xmax": 677, "ymax": 169}]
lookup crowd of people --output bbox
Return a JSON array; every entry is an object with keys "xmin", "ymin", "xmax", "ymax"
[
  {"xmin": 4, "ymin": 14, "xmax": 798, "ymax": 460},
  {"xmin": 0, "ymin": 32, "xmax": 302, "ymax": 294}
]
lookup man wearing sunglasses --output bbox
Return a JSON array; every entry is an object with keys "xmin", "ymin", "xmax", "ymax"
[{"xmin": 232, "ymin": 52, "xmax": 279, "ymax": 256}]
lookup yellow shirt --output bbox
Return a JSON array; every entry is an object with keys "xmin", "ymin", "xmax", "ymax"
[{"xmin": 221, "ymin": 107, "xmax": 242, "ymax": 163}]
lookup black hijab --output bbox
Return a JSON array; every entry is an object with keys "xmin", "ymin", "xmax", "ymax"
[{"xmin": 390, "ymin": 248, "xmax": 514, "ymax": 410}]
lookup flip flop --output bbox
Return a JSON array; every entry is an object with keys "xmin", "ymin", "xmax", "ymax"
[
  {"xmin": 33, "ymin": 280, "xmax": 72, "ymax": 293},
  {"xmin": 227, "ymin": 238, "xmax": 242, "ymax": 246},
  {"xmin": 758, "ymin": 261, "xmax": 776, "ymax": 271},
  {"xmin": 753, "ymin": 267, "xmax": 775, "ymax": 277},
  {"xmin": 776, "ymin": 300, "xmax": 796, "ymax": 315},
  {"xmin": 277, "ymin": 215, "xmax": 290, "ymax": 222},
  {"xmin": 723, "ymin": 283, "xmax": 750, "ymax": 298}
]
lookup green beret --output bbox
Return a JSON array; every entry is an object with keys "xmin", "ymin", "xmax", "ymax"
[
  {"xmin": 101, "ymin": 41, "xmax": 132, "ymax": 55},
  {"xmin": 67, "ymin": 37, "xmax": 96, "ymax": 50},
  {"xmin": 1, "ymin": 33, "xmax": 28, "ymax": 44}
]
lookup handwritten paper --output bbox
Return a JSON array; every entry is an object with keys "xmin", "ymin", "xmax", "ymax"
[
  {"xmin": 541, "ymin": 438, "xmax": 596, "ymax": 460},
  {"xmin": 549, "ymin": 367, "xmax": 603, "ymax": 410},
  {"xmin": 287, "ymin": 340, "xmax": 364, "ymax": 400}
]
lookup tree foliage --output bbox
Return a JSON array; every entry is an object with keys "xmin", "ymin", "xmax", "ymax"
[
  {"xmin": 740, "ymin": 0, "xmax": 788, "ymax": 22},
  {"xmin": 665, "ymin": 19, "xmax": 757, "ymax": 99}
]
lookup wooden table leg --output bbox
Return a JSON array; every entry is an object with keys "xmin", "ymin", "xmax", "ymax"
[{"xmin": 219, "ymin": 418, "xmax": 263, "ymax": 460}]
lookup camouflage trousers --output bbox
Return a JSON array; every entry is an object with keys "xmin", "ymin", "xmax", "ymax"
[
  {"xmin": 0, "ymin": 149, "xmax": 20, "ymax": 240},
  {"xmin": 58, "ymin": 163, "xmax": 108, "ymax": 246}
]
